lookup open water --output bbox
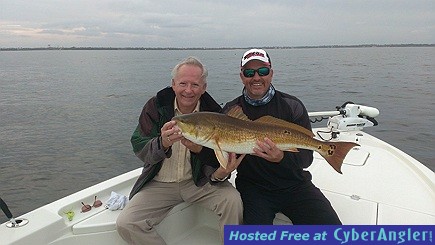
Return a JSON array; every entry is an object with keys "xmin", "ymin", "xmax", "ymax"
[{"xmin": 0, "ymin": 47, "xmax": 434, "ymax": 223}]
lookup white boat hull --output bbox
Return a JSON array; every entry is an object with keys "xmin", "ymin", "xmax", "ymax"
[{"xmin": 1, "ymin": 128, "xmax": 434, "ymax": 245}]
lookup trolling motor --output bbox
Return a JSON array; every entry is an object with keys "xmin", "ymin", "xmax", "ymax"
[
  {"xmin": 327, "ymin": 102, "xmax": 379, "ymax": 131},
  {"xmin": 309, "ymin": 102, "xmax": 379, "ymax": 132},
  {"xmin": 0, "ymin": 197, "xmax": 28, "ymax": 228}
]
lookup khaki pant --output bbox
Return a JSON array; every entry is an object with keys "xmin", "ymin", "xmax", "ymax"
[{"xmin": 116, "ymin": 179, "xmax": 242, "ymax": 245}]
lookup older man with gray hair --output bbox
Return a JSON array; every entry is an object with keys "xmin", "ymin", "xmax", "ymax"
[{"xmin": 116, "ymin": 57, "xmax": 243, "ymax": 244}]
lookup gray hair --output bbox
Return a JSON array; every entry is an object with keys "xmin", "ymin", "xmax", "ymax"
[{"xmin": 171, "ymin": 56, "xmax": 208, "ymax": 83}]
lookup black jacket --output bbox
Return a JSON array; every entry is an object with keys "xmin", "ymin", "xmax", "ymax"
[{"xmin": 129, "ymin": 87, "xmax": 222, "ymax": 199}]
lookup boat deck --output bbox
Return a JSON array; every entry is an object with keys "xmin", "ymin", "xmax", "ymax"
[{"xmin": 1, "ymin": 128, "xmax": 434, "ymax": 245}]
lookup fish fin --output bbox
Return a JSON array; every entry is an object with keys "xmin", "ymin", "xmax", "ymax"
[
  {"xmin": 214, "ymin": 149, "xmax": 229, "ymax": 169},
  {"xmin": 320, "ymin": 141, "xmax": 360, "ymax": 174},
  {"xmin": 287, "ymin": 148, "xmax": 299, "ymax": 153},
  {"xmin": 255, "ymin": 116, "xmax": 315, "ymax": 137},
  {"xmin": 226, "ymin": 106, "xmax": 251, "ymax": 121}
]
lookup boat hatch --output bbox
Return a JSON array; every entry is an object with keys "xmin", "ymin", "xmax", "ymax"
[
  {"xmin": 274, "ymin": 190, "xmax": 378, "ymax": 225},
  {"xmin": 323, "ymin": 190, "xmax": 377, "ymax": 224},
  {"xmin": 377, "ymin": 204, "xmax": 435, "ymax": 224}
]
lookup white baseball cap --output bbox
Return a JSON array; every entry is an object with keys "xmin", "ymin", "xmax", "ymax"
[{"xmin": 240, "ymin": 48, "xmax": 271, "ymax": 67}]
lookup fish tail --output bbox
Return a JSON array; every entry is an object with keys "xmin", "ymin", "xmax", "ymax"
[{"xmin": 320, "ymin": 141, "xmax": 360, "ymax": 174}]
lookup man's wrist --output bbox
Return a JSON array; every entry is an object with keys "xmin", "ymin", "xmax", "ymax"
[{"xmin": 211, "ymin": 172, "xmax": 228, "ymax": 182}]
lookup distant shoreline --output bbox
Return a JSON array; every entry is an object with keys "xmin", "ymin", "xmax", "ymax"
[{"xmin": 1, "ymin": 44, "xmax": 434, "ymax": 51}]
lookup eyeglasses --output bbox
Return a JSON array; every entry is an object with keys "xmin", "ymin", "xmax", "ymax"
[
  {"xmin": 242, "ymin": 67, "xmax": 270, "ymax": 78},
  {"xmin": 81, "ymin": 196, "xmax": 103, "ymax": 213}
]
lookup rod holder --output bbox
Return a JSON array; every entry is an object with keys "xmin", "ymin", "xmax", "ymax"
[
  {"xmin": 5, "ymin": 218, "xmax": 29, "ymax": 228},
  {"xmin": 1, "ymin": 197, "xmax": 29, "ymax": 228}
]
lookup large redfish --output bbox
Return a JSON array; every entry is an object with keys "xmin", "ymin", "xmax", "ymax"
[{"xmin": 173, "ymin": 107, "xmax": 359, "ymax": 173}]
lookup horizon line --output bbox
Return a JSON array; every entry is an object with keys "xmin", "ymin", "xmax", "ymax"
[{"xmin": 1, "ymin": 43, "xmax": 434, "ymax": 51}]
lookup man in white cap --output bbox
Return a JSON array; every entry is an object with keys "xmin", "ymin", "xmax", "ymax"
[{"xmin": 222, "ymin": 49, "xmax": 342, "ymax": 225}]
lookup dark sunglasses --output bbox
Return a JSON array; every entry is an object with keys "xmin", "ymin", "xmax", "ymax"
[
  {"xmin": 81, "ymin": 196, "xmax": 103, "ymax": 212},
  {"xmin": 242, "ymin": 67, "xmax": 270, "ymax": 78}
]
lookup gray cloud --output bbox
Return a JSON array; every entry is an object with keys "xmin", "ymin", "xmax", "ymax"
[{"xmin": 1, "ymin": 0, "xmax": 433, "ymax": 47}]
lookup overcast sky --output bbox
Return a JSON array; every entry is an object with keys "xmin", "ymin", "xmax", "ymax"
[{"xmin": 1, "ymin": 0, "xmax": 433, "ymax": 48}]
